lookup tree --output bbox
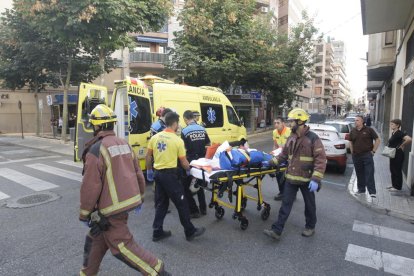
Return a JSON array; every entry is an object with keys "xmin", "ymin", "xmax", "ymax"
[
  {"xmin": 169, "ymin": 0, "xmax": 320, "ymax": 108},
  {"xmin": 14, "ymin": 0, "xmax": 171, "ymax": 141}
]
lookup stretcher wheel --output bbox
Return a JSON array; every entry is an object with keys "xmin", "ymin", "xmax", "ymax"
[
  {"xmin": 261, "ymin": 208, "xmax": 270, "ymax": 221},
  {"xmin": 215, "ymin": 207, "xmax": 225, "ymax": 219},
  {"xmin": 240, "ymin": 218, "xmax": 249, "ymax": 230}
]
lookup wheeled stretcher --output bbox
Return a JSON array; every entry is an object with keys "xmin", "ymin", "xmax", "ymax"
[{"xmin": 190, "ymin": 166, "xmax": 286, "ymax": 230}]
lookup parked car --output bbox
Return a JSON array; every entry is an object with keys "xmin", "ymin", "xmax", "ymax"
[
  {"xmin": 308, "ymin": 113, "xmax": 327, "ymax": 124},
  {"xmin": 308, "ymin": 124, "xmax": 347, "ymax": 174},
  {"xmin": 324, "ymin": 121, "xmax": 353, "ymax": 152},
  {"xmin": 344, "ymin": 116, "xmax": 356, "ymax": 128}
]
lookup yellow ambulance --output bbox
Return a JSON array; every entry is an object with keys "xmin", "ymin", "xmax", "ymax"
[{"xmin": 74, "ymin": 77, "xmax": 246, "ymax": 170}]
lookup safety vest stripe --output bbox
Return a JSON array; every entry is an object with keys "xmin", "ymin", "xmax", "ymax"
[
  {"xmin": 154, "ymin": 259, "xmax": 163, "ymax": 272},
  {"xmin": 118, "ymin": 242, "xmax": 158, "ymax": 276},
  {"xmin": 315, "ymin": 147, "xmax": 323, "ymax": 152},
  {"xmin": 313, "ymin": 171, "xmax": 324, "ymax": 178},
  {"xmin": 100, "ymin": 194, "xmax": 141, "ymax": 215},
  {"xmin": 100, "ymin": 145, "xmax": 119, "ymax": 204},
  {"xmin": 79, "ymin": 271, "xmax": 87, "ymax": 276},
  {"xmin": 299, "ymin": 156, "xmax": 314, "ymax": 161},
  {"xmin": 239, "ymin": 150, "xmax": 251, "ymax": 162},
  {"xmin": 286, "ymin": 174, "xmax": 311, "ymax": 182},
  {"xmin": 80, "ymin": 209, "xmax": 90, "ymax": 216}
]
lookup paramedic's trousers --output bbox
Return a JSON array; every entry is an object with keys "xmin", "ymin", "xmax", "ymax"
[
  {"xmin": 271, "ymin": 181, "xmax": 316, "ymax": 234},
  {"xmin": 80, "ymin": 212, "xmax": 163, "ymax": 276},
  {"xmin": 153, "ymin": 169, "xmax": 196, "ymax": 238},
  {"xmin": 183, "ymin": 175, "xmax": 207, "ymax": 214}
]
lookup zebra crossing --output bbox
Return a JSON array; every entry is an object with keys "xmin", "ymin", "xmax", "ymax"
[
  {"xmin": 0, "ymin": 159, "xmax": 83, "ymax": 201},
  {"xmin": 345, "ymin": 220, "xmax": 414, "ymax": 275}
]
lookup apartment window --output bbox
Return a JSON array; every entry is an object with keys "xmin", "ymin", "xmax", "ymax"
[
  {"xmin": 315, "ymin": 87, "xmax": 322, "ymax": 95},
  {"xmin": 278, "ymin": 15, "xmax": 288, "ymax": 26},
  {"xmin": 279, "ymin": 0, "xmax": 287, "ymax": 8},
  {"xmin": 134, "ymin": 44, "xmax": 150, "ymax": 53},
  {"xmin": 384, "ymin": 31, "xmax": 394, "ymax": 46},
  {"xmin": 315, "ymin": 66, "xmax": 322, "ymax": 73},
  {"xmin": 316, "ymin": 45, "xmax": 323, "ymax": 53},
  {"xmin": 315, "ymin": 77, "xmax": 322, "ymax": 84},
  {"xmin": 406, "ymin": 32, "xmax": 414, "ymax": 66}
]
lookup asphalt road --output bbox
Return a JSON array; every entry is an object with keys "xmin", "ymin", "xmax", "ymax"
[{"xmin": 1, "ymin": 138, "xmax": 414, "ymax": 275}]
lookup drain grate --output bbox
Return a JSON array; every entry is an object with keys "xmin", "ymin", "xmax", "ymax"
[
  {"xmin": 17, "ymin": 194, "xmax": 53, "ymax": 205},
  {"xmin": 6, "ymin": 192, "xmax": 60, "ymax": 208}
]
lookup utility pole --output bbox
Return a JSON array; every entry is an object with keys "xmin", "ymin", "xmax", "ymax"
[{"xmin": 18, "ymin": 100, "xmax": 24, "ymax": 139}]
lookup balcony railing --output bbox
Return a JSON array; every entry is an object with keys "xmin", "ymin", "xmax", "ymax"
[{"xmin": 129, "ymin": 52, "xmax": 168, "ymax": 64}]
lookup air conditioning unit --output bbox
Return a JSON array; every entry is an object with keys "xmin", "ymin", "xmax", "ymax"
[{"xmin": 260, "ymin": 7, "xmax": 269, "ymax": 13}]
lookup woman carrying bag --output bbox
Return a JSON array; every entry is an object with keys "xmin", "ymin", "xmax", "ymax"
[{"xmin": 386, "ymin": 119, "xmax": 412, "ymax": 191}]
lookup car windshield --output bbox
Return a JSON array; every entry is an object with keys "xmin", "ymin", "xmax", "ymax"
[
  {"xmin": 325, "ymin": 123, "xmax": 349, "ymax": 133},
  {"xmin": 311, "ymin": 129, "xmax": 339, "ymax": 142}
]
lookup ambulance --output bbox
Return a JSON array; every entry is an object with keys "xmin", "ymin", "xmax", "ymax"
[{"xmin": 74, "ymin": 77, "xmax": 246, "ymax": 170}]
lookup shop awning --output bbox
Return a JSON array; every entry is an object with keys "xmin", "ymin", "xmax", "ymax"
[{"xmin": 136, "ymin": 36, "xmax": 168, "ymax": 44}]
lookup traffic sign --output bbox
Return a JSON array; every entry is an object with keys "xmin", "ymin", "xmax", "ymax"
[{"xmin": 46, "ymin": 95, "xmax": 53, "ymax": 106}]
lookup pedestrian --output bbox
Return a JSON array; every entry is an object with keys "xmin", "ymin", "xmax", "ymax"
[
  {"xmin": 181, "ymin": 110, "xmax": 211, "ymax": 218},
  {"xmin": 150, "ymin": 107, "xmax": 173, "ymax": 137},
  {"xmin": 79, "ymin": 104, "xmax": 170, "ymax": 275},
  {"xmin": 263, "ymin": 108, "xmax": 326, "ymax": 240},
  {"xmin": 365, "ymin": 114, "xmax": 372, "ymax": 127},
  {"xmin": 348, "ymin": 115, "xmax": 381, "ymax": 198},
  {"xmin": 272, "ymin": 117, "xmax": 291, "ymax": 201},
  {"xmin": 146, "ymin": 112, "xmax": 205, "ymax": 242},
  {"xmin": 386, "ymin": 119, "xmax": 412, "ymax": 191}
]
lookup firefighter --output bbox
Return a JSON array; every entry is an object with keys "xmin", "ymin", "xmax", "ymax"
[
  {"xmin": 181, "ymin": 110, "xmax": 211, "ymax": 218},
  {"xmin": 263, "ymin": 108, "xmax": 326, "ymax": 240},
  {"xmin": 146, "ymin": 112, "xmax": 206, "ymax": 242},
  {"xmin": 79, "ymin": 104, "xmax": 169, "ymax": 276},
  {"xmin": 150, "ymin": 107, "xmax": 173, "ymax": 137}
]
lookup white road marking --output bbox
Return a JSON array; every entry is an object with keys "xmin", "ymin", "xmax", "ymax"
[
  {"xmin": 0, "ymin": 149, "xmax": 36, "ymax": 155},
  {"xmin": 353, "ymin": 220, "xmax": 414, "ymax": 246},
  {"xmin": 0, "ymin": 191, "xmax": 10, "ymax": 200},
  {"xmin": 0, "ymin": 155, "xmax": 60, "ymax": 165},
  {"xmin": 0, "ymin": 168, "xmax": 58, "ymax": 191},
  {"xmin": 345, "ymin": 244, "xmax": 414, "ymax": 275},
  {"xmin": 55, "ymin": 160, "xmax": 83, "ymax": 168},
  {"xmin": 25, "ymin": 163, "xmax": 82, "ymax": 182},
  {"xmin": 322, "ymin": 180, "xmax": 346, "ymax": 187}
]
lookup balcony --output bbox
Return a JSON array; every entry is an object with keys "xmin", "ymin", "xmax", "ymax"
[
  {"xmin": 256, "ymin": 0, "xmax": 270, "ymax": 7},
  {"xmin": 129, "ymin": 52, "xmax": 168, "ymax": 70}
]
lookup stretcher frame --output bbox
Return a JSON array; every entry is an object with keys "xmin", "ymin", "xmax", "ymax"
[{"xmin": 194, "ymin": 166, "xmax": 286, "ymax": 230}]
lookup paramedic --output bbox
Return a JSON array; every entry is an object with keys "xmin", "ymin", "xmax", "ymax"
[
  {"xmin": 150, "ymin": 107, "xmax": 173, "ymax": 137},
  {"xmin": 264, "ymin": 108, "xmax": 326, "ymax": 240},
  {"xmin": 146, "ymin": 112, "xmax": 206, "ymax": 241},
  {"xmin": 272, "ymin": 117, "xmax": 291, "ymax": 201}
]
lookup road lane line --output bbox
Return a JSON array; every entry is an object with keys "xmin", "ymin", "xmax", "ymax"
[
  {"xmin": 322, "ymin": 180, "xmax": 346, "ymax": 187},
  {"xmin": 55, "ymin": 160, "xmax": 83, "ymax": 168},
  {"xmin": 0, "ymin": 191, "xmax": 10, "ymax": 200},
  {"xmin": 353, "ymin": 220, "xmax": 414, "ymax": 246},
  {"xmin": 0, "ymin": 168, "xmax": 58, "ymax": 191},
  {"xmin": 26, "ymin": 163, "xmax": 82, "ymax": 182},
  {"xmin": 345, "ymin": 244, "xmax": 414, "ymax": 275},
  {"xmin": 0, "ymin": 155, "xmax": 60, "ymax": 165}
]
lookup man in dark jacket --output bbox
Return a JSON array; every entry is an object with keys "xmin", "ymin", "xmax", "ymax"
[{"xmin": 264, "ymin": 108, "xmax": 326, "ymax": 240}]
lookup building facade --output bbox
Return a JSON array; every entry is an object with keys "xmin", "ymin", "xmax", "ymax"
[{"xmin": 361, "ymin": 0, "xmax": 414, "ymax": 193}]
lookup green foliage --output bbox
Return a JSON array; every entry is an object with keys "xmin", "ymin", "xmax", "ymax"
[{"xmin": 169, "ymin": 1, "xmax": 320, "ymax": 107}]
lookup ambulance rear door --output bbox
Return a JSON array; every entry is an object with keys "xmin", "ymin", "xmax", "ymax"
[
  {"xmin": 111, "ymin": 79, "xmax": 152, "ymax": 170},
  {"xmin": 74, "ymin": 83, "xmax": 108, "ymax": 162}
]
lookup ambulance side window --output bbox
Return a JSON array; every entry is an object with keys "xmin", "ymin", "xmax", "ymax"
[
  {"xmin": 129, "ymin": 95, "xmax": 152, "ymax": 134},
  {"xmin": 226, "ymin": 106, "xmax": 240, "ymax": 126},
  {"xmin": 200, "ymin": 103, "xmax": 223, "ymax": 128}
]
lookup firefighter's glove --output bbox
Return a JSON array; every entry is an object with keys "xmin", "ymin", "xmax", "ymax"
[
  {"xmin": 147, "ymin": 169, "xmax": 154, "ymax": 182},
  {"xmin": 134, "ymin": 204, "xmax": 143, "ymax": 215},
  {"xmin": 89, "ymin": 211, "xmax": 111, "ymax": 237},
  {"xmin": 308, "ymin": 180, "xmax": 319, "ymax": 192}
]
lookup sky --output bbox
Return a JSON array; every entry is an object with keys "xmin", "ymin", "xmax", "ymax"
[
  {"xmin": 304, "ymin": 0, "xmax": 368, "ymax": 99},
  {"xmin": 0, "ymin": 0, "xmax": 367, "ymax": 99}
]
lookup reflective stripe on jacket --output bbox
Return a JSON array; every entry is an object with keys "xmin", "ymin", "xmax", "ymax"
[
  {"xmin": 273, "ymin": 126, "xmax": 326, "ymax": 185},
  {"xmin": 79, "ymin": 131, "xmax": 145, "ymax": 220}
]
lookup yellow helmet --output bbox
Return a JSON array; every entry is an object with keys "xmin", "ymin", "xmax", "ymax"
[
  {"xmin": 287, "ymin": 108, "xmax": 309, "ymax": 122},
  {"xmin": 89, "ymin": 104, "xmax": 117, "ymax": 126}
]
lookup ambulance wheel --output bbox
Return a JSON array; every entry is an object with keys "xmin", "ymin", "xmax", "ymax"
[
  {"xmin": 261, "ymin": 208, "xmax": 270, "ymax": 221},
  {"xmin": 215, "ymin": 207, "xmax": 225, "ymax": 219},
  {"xmin": 241, "ymin": 198, "xmax": 247, "ymax": 210},
  {"xmin": 240, "ymin": 218, "xmax": 249, "ymax": 230}
]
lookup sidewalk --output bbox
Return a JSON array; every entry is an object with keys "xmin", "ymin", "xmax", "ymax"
[{"xmin": 348, "ymin": 142, "xmax": 414, "ymax": 221}]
